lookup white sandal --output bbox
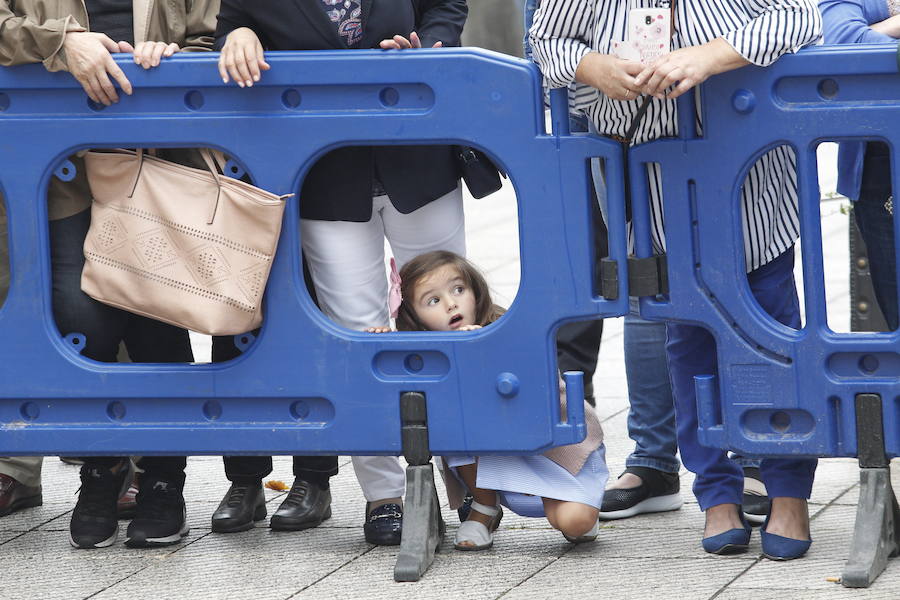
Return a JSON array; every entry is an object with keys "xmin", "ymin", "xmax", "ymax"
[
  {"xmin": 563, "ymin": 519, "xmax": 599, "ymax": 544},
  {"xmin": 454, "ymin": 501, "xmax": 502, "ymax": 551}
]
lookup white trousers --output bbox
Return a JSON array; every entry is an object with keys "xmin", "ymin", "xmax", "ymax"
[{"xmin": 301, "ymin": 187, "xmax": 466, "ymax": 501}]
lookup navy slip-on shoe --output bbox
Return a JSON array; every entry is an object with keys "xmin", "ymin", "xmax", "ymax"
[
  {"xmin": 701, "ymin": 514, "xmax": 752, "ymax": 555},
  {"xmin": 761, "ymin": 516, "xmax": 811, "ymax": 560}
]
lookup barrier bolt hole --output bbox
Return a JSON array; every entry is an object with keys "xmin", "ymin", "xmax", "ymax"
[
  {"xmin": 496, "ymin": 373, "xmax": 520, "ymax": 398},
  {"xmin": 106, "ymin": 401, "xmax": 126, "ymax": 421},
  {"xmin": 20, "ymin": 402, "xmax": 39, "ymax": 421},
  {"xmin": 404, "ymin": 354, "xmax": 424, "ymax": 373},
  {"xmin": 0, "ymin": 93, "xmax": 9, "ymax": 111},
  {"xmin": 818, "ymin": 78, "xmax": 839, "ymax": 100},
  {"xmin": 87, "ymin": 98, "xmax": 105, "ymax": 112},
  {"xmin": 203, "ymin": 400, "xmax": 222, "ymax": 421},
  {"xmin": 184, "ymin": 90, "xmax": 204, "ymax": 111},
  {"xmin": 72, "ymin": 337, "xmax": 80, "ymax": 345},
  {"xmin": 282, "ymin": 89, "xmax": 302, "ymax": 109},
  {"xmin": 55, "ymin": 160, "xmax": 77, "ymax": 182},
  {"xmin": 379, "ymin": 87, "xmax": 400, "ymax": 107},
  {"xmin": 770, "ymin": 411, "xmax": 791, "ymax": 433},
  {"xmin": 291, "ymin": 401, "xmax": 310, "ymax": 420},
  {"xmin": 859, "ymin": 354, "xmax": 880, "ymax": 375}
]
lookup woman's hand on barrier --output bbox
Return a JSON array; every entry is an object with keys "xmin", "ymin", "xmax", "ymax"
[
  {"xmin": 62, "ymin": 31, "xmax": 133, "ymax": 106},
  {"xmin": 379, "ymin": 31, "xmax": 443, "ymax": 50},
  {"xmin": 634, "ymin": 39, "xmax": 748, "ymax": 100},
  {"xmin": 119, "ymin": 41, "xmax": 180, "ymax": 70},
  {"xmin": 574, "ymin": 52, "xmax": 642, "ymax": 101},
  {"xmin": 219, "ymin": 27, "xmax": 271, "ymax": 88},
  {"xmin": 364, "ymin": 327, "xmax": 393, "ymax": 333}
]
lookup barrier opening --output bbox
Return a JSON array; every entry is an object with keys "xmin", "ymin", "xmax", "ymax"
[
  {"xmin": 47, "ymin": 147, "xmax": 265, "ymax": 366},
  {"xmin": 297, "ymin": 143, "xmax": 520, "ymax": 334},
  {"xmin": 738, "ymin": 144, "xmax": 805, "ymax": 333},
  {"xmin": 811, "ymin": 140, "xmax": 896, "ymax": 333}
]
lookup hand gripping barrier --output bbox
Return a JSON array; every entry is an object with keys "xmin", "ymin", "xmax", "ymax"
[
  {"xmin": 628, "ymin": 44, "xmax": 900, "ymax": 587},
  {"xmin": 0, "ymin": 49, "xmax": 624, "ymax": 580}
]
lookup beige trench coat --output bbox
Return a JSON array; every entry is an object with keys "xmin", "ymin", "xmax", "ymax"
[{"xmin": 0, "ymin": 0, "xmax": 219, "ymax": 220}]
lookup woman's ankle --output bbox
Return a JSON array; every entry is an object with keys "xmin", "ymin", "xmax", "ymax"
[{"xmin": 766, "ymin": 497, "xmax": 810, "ymax": 540}]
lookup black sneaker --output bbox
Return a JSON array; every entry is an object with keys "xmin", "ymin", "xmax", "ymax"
[
  {"xmin": 70, "ymin": 461, "xmax": 133, "ymax": 549},
  {"xmin": 125, "ymin": 475, "xmax": 189, "ymax": 548},
  {"xmin": 598, "ymin": 466, "xmax": 683, "ymax": 520},
  {"xmin": 742, "ymin": 467, "xmax": 770, "ymax": 525}
]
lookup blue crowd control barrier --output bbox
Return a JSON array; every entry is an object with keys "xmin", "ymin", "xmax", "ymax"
[
  {"xmin": 0, "ymin": 49, "xmax": 624, "ymax": 458},
  {"xmin": 0, "ymin": 49, "xmax": 623, "ymax": 580},
  {"xmin": 628, "ymin": 43, "xmax": 900, "ymax": 587}
]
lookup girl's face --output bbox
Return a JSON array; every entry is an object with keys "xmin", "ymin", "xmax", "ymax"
[{"xmin": 410, "ymin": 264, "xmax": 477, "ymax": 331}]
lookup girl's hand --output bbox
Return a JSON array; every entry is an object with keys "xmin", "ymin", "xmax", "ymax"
[
  {"xmin": 365, "ymin": 326, "xmax": 393, "ymax": 333},
  {"xmin": 219, "ymin": 27, "xmax": 270, "ymax": 88},
  {"xmin": 119, "ymin": 41, "xmax": 180, "ymax": 69},
  {"xmin": 379, "ymin": 31, "xmax": 442, "ymax": 50},
  {"xmin": 456, "ymin": 325, "xmax": 482, "ymax": 332},
  {"xmin": 575, "ymin": 52, "xmax": 643, "ymax": 101}
]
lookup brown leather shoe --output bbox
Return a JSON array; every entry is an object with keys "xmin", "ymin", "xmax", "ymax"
[{"xmin": 0, "ymin": 474, "xmax": 42, "ymax": 517}]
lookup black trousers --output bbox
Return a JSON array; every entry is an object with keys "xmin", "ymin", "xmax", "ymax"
[
  {"xmin": 51, "ymin": 210, "xmax": 191, "ymax": 477},
  {"xmin": 215, "ymin": 258, "xmax": 339, "ymax": 484}
]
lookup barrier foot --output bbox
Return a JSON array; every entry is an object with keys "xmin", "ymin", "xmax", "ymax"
[
  {"xmin": 393, "ymin": 391, "xmax": 444, "ymax": 582},
  {"xmin": 842, "ymin": 393, "xmax": 900, "ymax": 588},
  {"xmin": 842, "ymin": 467, "xmax": 900, "ymax": 588},
  {"xmin": 393, "ymin": 463, "xmax": 445, "ymax": 582}
]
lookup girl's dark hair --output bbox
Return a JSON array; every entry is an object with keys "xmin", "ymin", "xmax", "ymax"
[{"xmin": 395, "ymin": 251, "xmax": 503, "ymax": 331}]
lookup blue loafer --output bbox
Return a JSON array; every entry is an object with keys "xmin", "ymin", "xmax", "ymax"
[
  {"xmin": 702, "ymin": 514, "xmax": 751, "ymax": 555},
  {"xmin": 761, "ymin": 516, "xmax": 811, "ymax": 560}
]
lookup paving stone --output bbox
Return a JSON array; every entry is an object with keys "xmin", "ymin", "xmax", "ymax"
[
  {"xmin": 294, "ymin": 531, "xmax": 564, "ymax": 600},
  {"xmin": 503, "ymin": 556, "xmax": 756, "ymax": 600},
  {"xmin": 0, "ymin": 503, "xmax": 71, "ymax": 532},
  {"xmin": 90, "ymin": 528, "xmax": 371, "ymax": 600},
  {"xmin": 0, "ymin": 531, "xmax": 175, "ymax": 600}
]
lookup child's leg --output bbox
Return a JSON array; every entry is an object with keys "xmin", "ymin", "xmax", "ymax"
[
  {"xmin": 542, "ymin": 498, "xmax": 600, "ymax": 539},
  {"xmin": 456, "ymin": 462, "xmax": 498, "ymax": 528}
]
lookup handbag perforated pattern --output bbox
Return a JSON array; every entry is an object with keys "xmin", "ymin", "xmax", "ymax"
[{"xmin": 81, "ymin": 149, "xmax": 287, "ymax": 335}]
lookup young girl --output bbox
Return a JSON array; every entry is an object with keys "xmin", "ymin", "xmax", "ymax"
[{"xmin": 374, "ymin": 250, "xmax": 608, "ymax": 550}]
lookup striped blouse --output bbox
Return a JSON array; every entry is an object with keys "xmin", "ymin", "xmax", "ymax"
[{"xmin": 530, "ymin": 0, "xmax": 822, "ymax": 272}]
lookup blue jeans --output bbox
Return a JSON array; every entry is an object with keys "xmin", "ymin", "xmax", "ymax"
[
  {"xmin": 624, "ymin": 298, "xmax": 681, "ymax": 473},
  {"xmin": 855, "ymin": 142, "xmax": 897, "ymax": 330},
  {"xmin": 666, "ymin": 247, "xmax": 816, "ymax": 509}
]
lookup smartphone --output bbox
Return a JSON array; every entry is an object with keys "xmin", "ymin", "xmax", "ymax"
[{"xmin": 627, "ymin": 8, "xmax": 671, "ymax": 64}]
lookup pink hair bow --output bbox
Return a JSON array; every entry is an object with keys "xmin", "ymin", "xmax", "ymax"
[{"xmin": 389, "ymin": 257, "xmax": 402, "ymax": 319}]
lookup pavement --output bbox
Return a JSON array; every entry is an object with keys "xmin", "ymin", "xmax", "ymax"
[{"xmin": 2, "ymin": 144, "xmax": 898, "ymax": 599}]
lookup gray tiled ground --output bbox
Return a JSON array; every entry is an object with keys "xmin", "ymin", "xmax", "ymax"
[{"xmin": 2, "ymin": 146, "xmax": 896, "ymax": 598}]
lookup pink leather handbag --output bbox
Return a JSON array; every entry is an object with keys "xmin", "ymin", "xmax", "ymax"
[{"xmin": 81, "ymin": 149, "xmax": 288, "ymax": 335}]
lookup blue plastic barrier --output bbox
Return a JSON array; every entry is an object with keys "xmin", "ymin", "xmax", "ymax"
[
  {"xmin": 627, "ymin": 43, "xmax": 900, "ymax": 587},
  {"xmin": 629, "ymin": 43, "xmax": 900, "ymax": 459},
  {"xmin": 0, "ymin": 49, "xmax": 625, "ymax": 459},
  {"xmin": 0, "ymin": 48, "xmax": 629, "ymax": 580}
]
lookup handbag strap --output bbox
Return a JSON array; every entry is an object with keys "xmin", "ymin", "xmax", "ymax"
[{"xmin": 128, "ymin": 148, "xmax": 223, "ymax": 225}]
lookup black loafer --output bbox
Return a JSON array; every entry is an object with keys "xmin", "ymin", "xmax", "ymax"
[
  {"xmin": 211, "ymin": 482, "xmax": 266, "ymax": 533},
  {"xmin": 364, "ymin": 503, "xmax": 402, "ymax": 546},
  {"xmin": 270, "ymin": 479, "xmax": 332, "ymax": 531}
]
